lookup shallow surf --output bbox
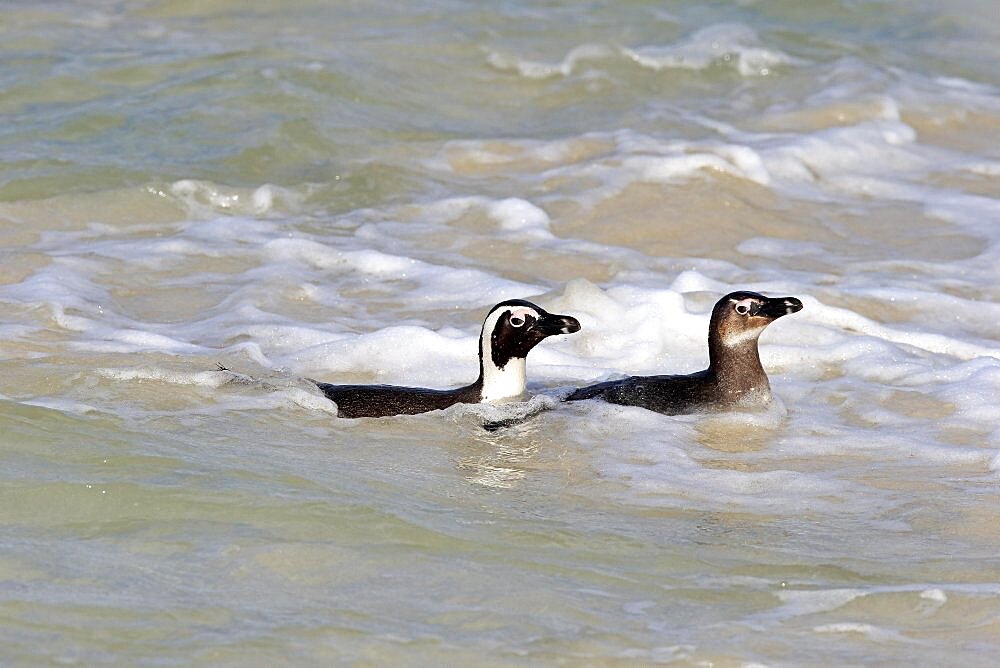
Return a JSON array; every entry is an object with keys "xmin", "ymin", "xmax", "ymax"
[{"xmin": 1, "ymin": 1, "xmax": 999, "ymax": 663}]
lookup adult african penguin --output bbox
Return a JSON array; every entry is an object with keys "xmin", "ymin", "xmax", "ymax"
[{"xmin": 315, "ymin": 299, "xmax": 580, "ymax": 418}]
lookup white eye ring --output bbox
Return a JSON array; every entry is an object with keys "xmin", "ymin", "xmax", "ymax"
[
  {"xmin": 735, "ymin": 304, "xmax": 750, "ymax": 315},
  {"xmin": 509, "ymin": 315, "xmax": 525, "ymax": 327}
]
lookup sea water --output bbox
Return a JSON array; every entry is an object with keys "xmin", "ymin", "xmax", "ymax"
[{"xmin": 1, "ymin": 1, "xmax": 998, "ymax": 664}]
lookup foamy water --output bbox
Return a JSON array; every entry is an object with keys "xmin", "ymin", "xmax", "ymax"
[{"xmin": 2, "ymin": 1, "xmax": 999, "ymax": 664}]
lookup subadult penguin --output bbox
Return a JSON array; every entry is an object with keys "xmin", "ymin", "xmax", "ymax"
[
  {"xmin": 565, "ymin": 291, "xmax": 802, "ymax": 414},
  {"xmin": 314, "ymin": 299, "xmax": 580, "ymax": 418}
]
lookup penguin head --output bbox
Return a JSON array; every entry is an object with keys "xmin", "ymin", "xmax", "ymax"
[
  {"xmin": 713, "ymin": 291, "xmax": 803, "ymax": 348},
  {"xmin": 478, "ymin": 299, "xmax": 581, "ymax": 402}
]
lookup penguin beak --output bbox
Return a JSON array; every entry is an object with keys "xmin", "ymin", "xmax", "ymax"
[
  {"xmin": 756, "ymin": 296, "xmax": 803, "ymax": 319},
  {"xmin": 533, "ymin": 312, "xmax": 582, "ymax": 336}
]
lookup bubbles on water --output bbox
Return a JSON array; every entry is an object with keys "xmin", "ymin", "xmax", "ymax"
[
  {"xmin": 456, "ymin": 393, "xmax": 559, "ymax": 431},
  {"xmin": 623, "ymin": 23, "xmax": 802, "ymax": 77},
  {"xmin": 485, "ymin": 44, "xmax": 614, "ymax": 79},
  {"xmin": 170, "ymin": 180, "xmax": 304, "ymax": 217}
]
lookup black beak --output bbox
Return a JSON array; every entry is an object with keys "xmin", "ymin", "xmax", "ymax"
[
  {"xmin": 533, "ymin": 311, "xmax": 582, "ymax": 336},
  {"xmin": 756, "ymin": 296, "xmax": 803, "ymax": 319}
]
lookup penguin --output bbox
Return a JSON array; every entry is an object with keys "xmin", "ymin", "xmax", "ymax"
[
  {"xmin": 565, "ymin": 291, "xmax": 802, "ymax": 414},
  {"xmin": 314, "ymin": 299, "xmax": 581, "ymax": 418}
]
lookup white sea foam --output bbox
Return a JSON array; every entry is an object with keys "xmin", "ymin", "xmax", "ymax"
[
  {"xmin": 485, "ymin": 23, "xmax": 799, "ymax": 81},
  {"xmin": 3, "ymin": 3, "xmax": 1000, "ymax": 663},
  {"xmin": 457, "ymin": 393, "xmax": 560, "ymax": 430},
  {"xmin": 0, "ymin": 30, "xmax": 995, "ymax": 530},
  {"xmin": 486, "ymin": 44, "xmax": 615, "ymax": 79},
  {"xmin": 299, "ymin": 325, "xmax": 469, "ymax": 381},
  {"xmin": 96, "ymin": 367, "xmax": 235, "ymax": 387},
  {"xmin": 170, "ymin": 180, "xmax": 304, "ymax": 217},
  {"xmin": 486, "ymin": 198, "xmax": 553, "ymax": 238},
  {"xmin": 813, "ymin": 623, "xmax": 916, "ymax": 644},
  {"xmin": 19, "ymin": 397, "xmax": 105, "ymax": 415},
  {"xmin": 774, "ymin": 588, "xmax": 867, "ymax": 616},
  {"xmin": 623, "ymin": 23, "xmax": 802, "ymax": 77},
  {"xmin": 3, "ymin": 175, "xmax": 995, "ymax": 484}
]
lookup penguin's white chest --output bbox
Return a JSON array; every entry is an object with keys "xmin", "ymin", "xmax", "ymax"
[{"xmin": 481, "ymin": 358, "xmax": 528, "ymax": 403}]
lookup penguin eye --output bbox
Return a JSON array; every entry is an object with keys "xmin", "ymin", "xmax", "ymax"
[
  {"xmin": 509, "ymin": 314, "xmax": 525, "ymax": 327},
  {"xmin": 735, "ymin": 302, "xmax": 750, "ymax": 315}
]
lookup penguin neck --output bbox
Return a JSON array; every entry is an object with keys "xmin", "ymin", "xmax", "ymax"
[
  {"xmin": 707, "ymin": 328, "xmax": 770, "ymax": 403},
  {"xmin": 476, "ymin": 336, "xmax": 527, "ymax": 403}
]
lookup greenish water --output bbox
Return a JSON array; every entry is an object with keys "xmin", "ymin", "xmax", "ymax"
[{"xmin": 2, "ymin": 1, "xmax": 999, "ymax": 664}]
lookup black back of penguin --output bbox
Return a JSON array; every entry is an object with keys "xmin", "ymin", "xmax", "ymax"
[{"xmin": 316, "ymin": 382, "xmax": 482, "ymax": 418}]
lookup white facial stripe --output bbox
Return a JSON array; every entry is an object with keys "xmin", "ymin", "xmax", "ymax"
[
  {"xmin": 479, "ymin": 308, "xmax": 508, "ymax": 352},
  {"xmin": 480, "ymin": 306, "xmax": 538, "ymax": 339}
]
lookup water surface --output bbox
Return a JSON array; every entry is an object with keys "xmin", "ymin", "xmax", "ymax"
[{"xmin": 1, "ymin": 1, "xmax": 999, "ymax": 664}]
